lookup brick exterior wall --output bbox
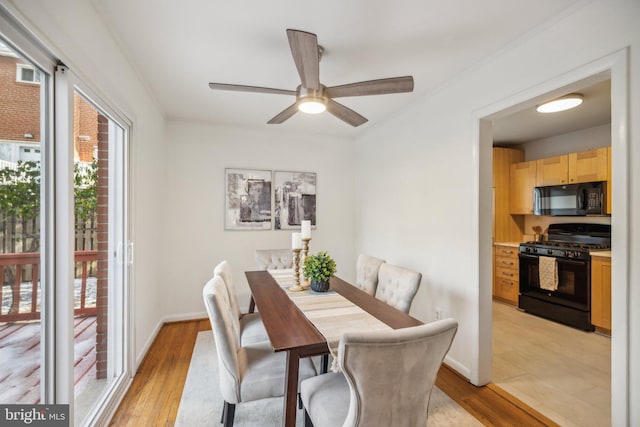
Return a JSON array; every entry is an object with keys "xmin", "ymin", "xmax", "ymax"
[
  {"xmin": 74, "ymin": 93, "xmax": 99, "ymax": 162},
  {"xmin": 0, "ymin": 56, "xmax": 40, "ymax": 141},
  {"xmin": 1, "ymin": 55, "xmax": 97, "ymax": 162},
  {"xmin": 95, "ymin": 114, "xmax": 109, "ymax": 379}
]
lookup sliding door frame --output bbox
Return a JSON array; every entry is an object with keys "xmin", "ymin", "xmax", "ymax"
[
  {"xmin": 1, "ymin": 5, "xmax": 57, "ymax": 404},
  {"xmin": 69, "ymin": 73, "xmax": 134, "ymax": 427},
  {"xmin": 1, "ymin": 5, "xmax": 134, "ymax": 425}
]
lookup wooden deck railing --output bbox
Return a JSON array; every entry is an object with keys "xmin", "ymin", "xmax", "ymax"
[{"xmin": 0, "ymin": 250, "xmax": 98, "ymax": 322}]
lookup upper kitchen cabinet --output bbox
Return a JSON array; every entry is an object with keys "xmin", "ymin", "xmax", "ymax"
[
  {"xmin": 493, "ymin": 147, "xmax": 524, "ymax": 242},
  {"xmin": 535, "ymin": 148, "xmax": 609, "ymax": 187},
  {"xmin": 568, "ymin": 147, "xmax": 608, "ymax": 184},
  {"xmin": 536, "ymin": 155, "xmax": 569, "ymax": 186},
  {"xmin": 510, "ymin": 160, "xmax": 536, "ymax": 214}
]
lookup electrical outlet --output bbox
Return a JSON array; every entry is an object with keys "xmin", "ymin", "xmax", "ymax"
[{"xmin": 435, "ymin": 307, "xmax": 442, "ymax": 321}]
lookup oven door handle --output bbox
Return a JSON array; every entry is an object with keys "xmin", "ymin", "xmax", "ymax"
[
  {"xmin": 518, "ymin": 253, "xmax": 588, "ymax": 266},
  {"xmin": 558, "ymin": 258, "xmax": 589, "ymax": 266}
]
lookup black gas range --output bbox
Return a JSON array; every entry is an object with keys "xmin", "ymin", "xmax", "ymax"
[
  {"xmin": 518, "ymin": 223, "xmax": 611, "ymax": 331},
  {"xmin": 519, "ymin": 239, "xmax": 611, "ymax": 260}
]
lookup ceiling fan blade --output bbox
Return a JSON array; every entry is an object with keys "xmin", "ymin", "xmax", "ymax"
[
  {"xmin": 325, "ymin": 76, "xmax": 414, "ymax": 98},
  {"xmin": 326, "ymin": 99, "xmax": 368, "ymax": 127},
  {"xmin": 286, "ymin": 29, "xmax": 320, "ymax": 90},
  {"xmin": 209, "ymin": 82, "xmax": 296, "ymax": 96},
  {"xmin": 267, "ymin": 103, "xmax": 299, "ymax": 124}
]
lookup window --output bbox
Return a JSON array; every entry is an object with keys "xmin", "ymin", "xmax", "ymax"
[
  {"xmin": 16, "ymin": 63, "xmax": 41, "ymax": 83},
  {"xmin": 19, "ymin": 145, "xmax": 41, "ymax": 162}
]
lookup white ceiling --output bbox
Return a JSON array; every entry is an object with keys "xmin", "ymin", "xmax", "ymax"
[
  {"xmin": 492, "ymin": 79, "xmax": 611, "ymax": 145},
  {"xmin": 92, "ymin": 0, "xmax": 586, "ymax": 137}
]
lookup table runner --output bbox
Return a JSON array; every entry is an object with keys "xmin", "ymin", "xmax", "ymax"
[{"xmin": 268, "ymin": 269, "xmax": 391, "ymax": 369}]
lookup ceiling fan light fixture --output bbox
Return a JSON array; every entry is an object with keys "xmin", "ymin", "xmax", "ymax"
[
  {"xmin": 298, "ymin": 97, "xmax": 327, "ymax": 114},
  {"xmin": 536, "ymin": 93, "xmax": 583, "ymax": 113},
  {"xmin": 208, "ymin": 29, "xmax": 414, "ymax": 126}
]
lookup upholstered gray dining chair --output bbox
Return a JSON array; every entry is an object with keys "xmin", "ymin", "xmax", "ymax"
[
  {"xmin": 213, "ymin": 260, "xmax": 267, "ymax": 345},
  {"xmin": 300, "ymin": 318, "xmax": 458, "ymax": 427},
  {"xmin": 374, "ymin": 263, "xmax": 422, "ymax": 313},
  {"xmin": 203, "ymin": 276, "xmax": 317, "ymax": 427},
  {"xmin": 255, "ymin": 248, "xmax": 293, "ymax": 270},
  {"xmin": 355, "ymin": 254, "xmax": 386, "ymax": 296}
]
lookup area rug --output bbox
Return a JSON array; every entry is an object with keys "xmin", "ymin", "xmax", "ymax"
[{"xmin": 175, "ymin": 331, "xmax": 481, "ymax": 426}]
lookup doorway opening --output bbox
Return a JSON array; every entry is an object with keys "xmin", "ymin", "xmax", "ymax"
[{"xmin": 475, "ymin": 50, "xmax": 629, "ymax": 426}]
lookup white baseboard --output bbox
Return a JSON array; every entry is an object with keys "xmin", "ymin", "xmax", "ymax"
[
  {"xmin": 135, "ymin": 319, "xmax": 164, "ymax": 369},
  {"xmin": 162, "ymin": 311, "xmax": 208, "ymax": 323},
  {"xmin": 134, "ymin": 312, "xmax": 208, "ymax": 369},
  {"xmin": 443, "ymin": 355, "xmax": 471, "ymax": 380}
]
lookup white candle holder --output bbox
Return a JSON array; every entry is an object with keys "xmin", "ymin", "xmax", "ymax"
[
  {"xmin": 289, "ymin": 248, "xmax": 304, "ymax": 292},
  {"xmin": 301, "ymin": 237, "xmax": 311, "ymax": 288}
]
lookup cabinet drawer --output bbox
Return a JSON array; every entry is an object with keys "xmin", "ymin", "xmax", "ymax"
[
  {"xmin": 495, "ymin": 276, "xmax": 519, "ymax": 303},
  {"xmin": 495, "ymin": 246, "xmax": 518, "ymax": 257},
  {"xmin": 496, "ymin": 255, "xmax": 518, "ymax": 270},
  {"xmin": 493, "ymin": 244, "xmax": 520, "ymax": 306},
  {"xmin": 495, "ymin": 266, "xmax": 518, "ymax": 281}
]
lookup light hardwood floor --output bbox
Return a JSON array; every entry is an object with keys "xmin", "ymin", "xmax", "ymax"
[
  {"xmin": 110, "ymin": 319, "xmax": 557, "ymax": 426},
  {"xmin": 492, "ymin": 301, "xmax": 611, "ymax": 426}
]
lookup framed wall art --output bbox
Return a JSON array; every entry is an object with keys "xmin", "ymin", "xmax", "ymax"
[
  {"xmin": 274, "ymin": 170, "xmax": 316, "ymax": 230},
  {"xmin": 225, "ymin": 168, "xmax": 272, "ymax": 230}
]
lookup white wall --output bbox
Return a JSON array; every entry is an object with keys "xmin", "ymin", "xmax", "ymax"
[
  {"xmin": 162, "ymin": 121, "xmax": 356, "ymax": 318},
  {"xmin": 520, "ymin": 123, "xmax": 611, "ymax": 160},
  {"xmin": 2, "ymin": 0, "xmax": 168, "ymax": 364},
  {"xmin": 354, "ymin": 1, "xmax": 640, "ymax": 424}
]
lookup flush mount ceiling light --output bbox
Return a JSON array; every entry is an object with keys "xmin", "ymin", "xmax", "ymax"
[{"xmin": 536, "ymin": 93, "xmax": 583, "ymax": 113}]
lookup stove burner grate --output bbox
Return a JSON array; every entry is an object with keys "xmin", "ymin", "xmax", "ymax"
[{"xmin": 523, "ymin": 240, "xmax": 611, "ymax": 250}]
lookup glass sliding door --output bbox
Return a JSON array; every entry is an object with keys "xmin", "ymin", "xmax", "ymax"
[
  {"xmin": 0, "ymin": 37, "xmax": 50, "ymax": 405},
  {"xmin": 70, "ymin": 86, "xmax": 129, "ymax": 426},
  {"xmin": 1, "ymin": 11, "xmax": 131, "ymax": 425}
]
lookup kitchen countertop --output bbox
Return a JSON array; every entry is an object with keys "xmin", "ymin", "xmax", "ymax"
[{"xmin": 494, "ymin": 242, "xmax": 521, "ymax": 248}]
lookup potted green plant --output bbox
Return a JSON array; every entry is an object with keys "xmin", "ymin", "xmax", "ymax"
[{"xmin": 303, "ymin": 251, "xmax": 337, "ymax": 292}]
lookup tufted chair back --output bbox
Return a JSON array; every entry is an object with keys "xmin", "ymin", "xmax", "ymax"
[
  {"xmin": 339, "ymin": 319, "xmax": 458, "ymax": 427},
  {"xmin": 202, "ymin": 276, "xmax": 241, "ymax": 404},
  {"xmin": 374, "ymin": 263, "xmax": 422, "ymax": 313},
  {"xmin": 214, "ymin": 260, "xmax": 242, "ymax": 321},
  {"xmin": 355, "ymin": 254, "xmax": 385, "ymax": 296},
  {"xmin": 255, "ymin": 249, "xmax": 293, "ymax": 270}
]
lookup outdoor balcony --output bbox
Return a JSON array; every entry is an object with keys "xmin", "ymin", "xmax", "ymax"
[{"xmin": 0, "ymin": 251, "xmax": 98, "ymax": 404}]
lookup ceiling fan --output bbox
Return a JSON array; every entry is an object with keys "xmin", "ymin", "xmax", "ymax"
[{"xmin": 209, "ymin": 29, "xmax": 414, "ymax": 127}]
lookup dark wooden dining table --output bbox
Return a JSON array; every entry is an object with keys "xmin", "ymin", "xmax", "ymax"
[{"xmin": 245, "ymin": 270, "xmax": 422, "ymax": 427}]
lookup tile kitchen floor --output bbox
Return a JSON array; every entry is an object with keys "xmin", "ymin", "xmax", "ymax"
[{"xmin": 492, "ymin": 301, "xmax": 611, "ymax": 427}]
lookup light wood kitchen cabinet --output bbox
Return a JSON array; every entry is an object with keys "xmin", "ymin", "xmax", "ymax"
[
  {"xmin": 591, "ymin": 255, "xmax": 611, "ymax": 334},
  {"xmin": 568, "ymin": 147, "xmax": 608, "ymax": 184},
  {"xmin": 494, "ymin": 244, "xmax": 519, "ymax": 306},
  {"xmin": 509, "ymin": 161, "xmax": 536, "ymax": 214},
  {"xmin": 493, "ymin": 147, "xmax": 524, "ymax": 242},
  {"xmin": 536, "ymin": 155, "xmax": 569, "ymax": 186},
  {"xmin": 535, "ymin": 148, "xmax": 608, "ymax": 187}
]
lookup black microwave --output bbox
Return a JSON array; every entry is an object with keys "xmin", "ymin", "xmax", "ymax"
[{"xmin": 533, "ymin": 181, "xmax": 606, "ymax": 216}]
